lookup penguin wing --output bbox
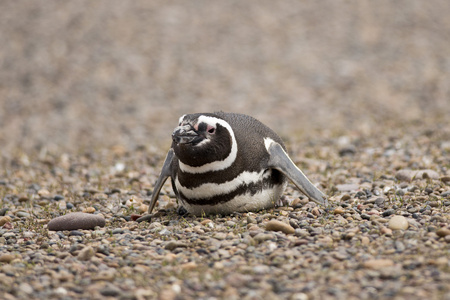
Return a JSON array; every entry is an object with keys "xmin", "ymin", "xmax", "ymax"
[
  {"xmin": 147, "ymin": 148, "xmax": 175, "ymax": 214},
  {"xmin": 266, "ymin": 141, "xmax": 328, "ymax": 206}
]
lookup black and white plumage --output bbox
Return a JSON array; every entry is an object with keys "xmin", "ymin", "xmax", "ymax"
[{"xmin": 147, "ymin": 112, "xmax": 327, "ymax": 216}]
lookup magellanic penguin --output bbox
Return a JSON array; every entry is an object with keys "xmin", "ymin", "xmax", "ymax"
[{"xmin": 147, "ymin": 112, "xmax": 327, "ymax": 216}]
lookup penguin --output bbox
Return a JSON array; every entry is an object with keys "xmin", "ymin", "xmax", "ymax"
[{"xmin": 145, "ymin": 112, "xmax": 327, "ymax": 217}]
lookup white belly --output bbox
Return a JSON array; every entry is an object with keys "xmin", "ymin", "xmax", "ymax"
[{"xmin": 178, "ymin": 182, "xmax": 287, "ymax": 215}]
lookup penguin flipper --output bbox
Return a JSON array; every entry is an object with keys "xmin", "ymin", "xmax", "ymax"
[
  {"xmin": 147, "ymin": 149, "xmax": 175, "ymax": 214},
  {"xmin": 267, "ymin": 141, "xmax": 328, "ymax": 206}
]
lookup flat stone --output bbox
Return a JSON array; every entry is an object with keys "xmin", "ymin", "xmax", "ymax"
[
  {"xmin": 336, "ymin": 184, "xmax": 359, "ymax": 192},
  {"xmin": 395, "ymin": 169, "xmax": 416, "ymax": 182},
  {"xmin": 47, "ymin": 212, "xmax": 105, "ymax": 231},
  {"xmin": 0, "ymin": 254, "xmax": 16, "ymax": 263},
  {"xmin": 265, "ymin": 220, "xmax": 295, "ymax": 234},
  {"xmin": 415, "ymin": 169, "xmax": 439, "ymax": 180},
  {"xmin": 363, "ymin": 259, "xmax": 394, "ymax": 269},
  {"xmin": 0, "ymin": 216, "xmax": 12, "ymax": 226},
  {"xmin": 388, "ymin": 215, "xmax": 409, "ymax": 230},
  {"xmin": 253, "ymin": 233, "xmax": 275, "ymax": 243},
  {"xmin": 436, "ymin": 227, "xmax": 450, "ymax": 237},
  {"xmin": 164, "ymin": 241, "xmax": 188, "ymax": 251},
  {"xmin": 77, "ymin": 246, "xmax": 95, "ymax": 261},
  {"xmin": 440, "ymin": 176, "xmax": 450, "ymax": 183},
  {"xmin": 395, "ymin": 169, "xmax": 440, "ymax": 182}
]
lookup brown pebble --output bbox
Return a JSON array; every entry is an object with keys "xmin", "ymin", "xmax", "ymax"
[
  {"xmin": 265, "ymin": 220, "xmax": 295, "ymax": 234},
  {"xmin": 130, "ymin": 214, "xmax": 142, "ymax": 221},
  {"xmin": 47, "ymin": 212, "xmax": 105, "ymax": 231},
  {"xmin": 363, "ymin": 259, "xmax": 394, "ymax": 269},
  {"xmin": 138, "ymin": 204, "xmax": 149, "ymax": 214},
  {"xmin": 340, "ymin": 194, "xmax": 351, "ymax": 201},
  {"xmin": 380, "ymin": 227, "xmax": 393, "ymax": 236},
  {"xmin": 18, "ymin": 194, "xmax": 29, "ymax": 202},
  {"xmin": 361, "ymin": 236, "xmax": 370, "ymax": 245},
  {"xmin": 436, "ymin": 227, "xmax": 450, "ymax": 238},
  {"xmin": 0, "ymin": 216, "xmax": 12, "ymax": 226},
  {"xmin": 0, "ymin": 254, "xmax": 15, "ymax": 263},
  {"xmin": 82, "ymin": 207, "xmax": 96, "ymax": 213},
  {"xmin": 333, "ymin": 208, "xmax": 345, "ymax": 215},
  {"xmin": 440, "ymin": 176, "xmax": 450, "ymax": 183},
  {"xmin": 311, "ymin": 207, "xmax": 321, "ymax": 216}
]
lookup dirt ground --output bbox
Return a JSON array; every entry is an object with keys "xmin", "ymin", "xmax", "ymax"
[{"xmin": 0, "ymin": 1, "xmax": 449, "ymax": 300}]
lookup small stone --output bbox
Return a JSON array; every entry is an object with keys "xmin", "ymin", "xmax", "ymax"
[
  {"xmin": 54, "ymin": 195, "xmax": 65, "ymax": 201},
  {"xmin": 38, "ymin": 189, "xmax": 51, "ymax": 198},
  {"xmin": 0, "ymin": 216, "xmax": 12, "ymax": 226},
  {"xmin": 82, "ymin": 207, "xmax": 96, "ymax": 213},
  {"xmin": 69, "ymin": 230, "xmax": 84, "ymax": 236},
  {"xmin": 100, "ymin": 285, "xmax": 121, "ymax": 297},
  {"xmin": 253, "ymin": 233, "xmax": 275, "ymax": 243},
  {"xmin": 363, "ymin": 259, "xmax": 394, "ymax": 269},
  {"xmin": 340, "ymin": 194, "xmax": 351, "ymax": 201},
  {"xmin": 440, "ymin": 176, "xmax": 450, "ymax": 183},
  {"xmin": 415, "ymin": 169, "xmax": 439, "ymax": 180},
  {"xmin": 130, "ymin": 214, "xmax": 142, "ymax": 221},
  {"xmin": 16, "ymin": 211, "xmax": 30, "ymax": 218},
  {"xmin": 380, "ymin": 227, "xmax": 393, "ymax": 236},
  {"xmin": 0, "ymin": 254, "xmax": 15, "ymax": 263},
  {"xmin": 164, "ymin": 241, "xmax": 187, "ymax": 251},
  {"xmin": 138, "ymin": 204, "xmax": 149, "ymax": 214},
  {"xmin": 395, "ymin": 170, "xmax": 415, "ymax": 182},
  {"xmin": 181, "ymin": 262, "xmax": 197, "ymax": 271},
  {"xmin": 265, "ymin": 220, "xmax": 295, "ymax": 234},
  {"xmin": 395, "ymin": 241, "xmax": 405, "ymax": 252},
  {"xmin": 48, "ymin": 212, "xmax": 105, "ymax": 231},
  {"xmin": 361, "ymin": 236, "xmax": 370, "ymax": 245},
  {"xmin": 382, "ymin": 209, "xmax": 395, "ymax": 217},
  {"xmin": 388, "ymin": 215, "xmax": 409, "ymax": 230},
  {"xmin": 112, "ymin": 228, "xmax": 124, "ymax": 234},
  {"xmin": 336, "ymin": 184, "xmax": 359, "ymax": 192},
  {"xmin": 311, "ymin": 207, "xmax": 321, "ymax": 216},
  {"xmin": 18, "ymin": 194, "xmax": 29, "ymax": 202},
  {"xmin": 19, "ymin": 282, "xmax": 33, "ymax": 294},
  {"xmin": 333, "ymin": 208, "xmax": 345, "ymax": 214},
  {"xmin": 436, "ymin": 227, "xmax": 450, "ymax": 237},
  {"xmin": 247, "ymin": 216, "xmax": 257, "ymax": 224},
  {"xmin": 77, "ymin": 246, "xmax": 95, "ymax": 261},
  {"xmin": 375, "ymin": 198, "xmax": 385, "ymax": 207}
]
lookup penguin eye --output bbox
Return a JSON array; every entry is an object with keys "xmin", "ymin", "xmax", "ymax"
[{"xmin": 207, "ymin": 125, "xmax": 215, "ymax": 134}]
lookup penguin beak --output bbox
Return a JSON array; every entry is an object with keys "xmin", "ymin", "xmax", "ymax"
[{"xmin": 172, "ymin": 124, "xmax": 199, "ymax": 144}]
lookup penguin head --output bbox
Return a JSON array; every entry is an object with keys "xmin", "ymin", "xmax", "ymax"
[{"xmin": 171, "ymin": 113, "xmax": 236, "ymax": 168}]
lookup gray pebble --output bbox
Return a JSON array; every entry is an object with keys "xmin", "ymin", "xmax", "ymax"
[
  {"xmin": 395, "ymin": 241, "xmax": 405, "ymax": 252},
  {"xmin": 48, "ymin": 212, "xmax": 105, "ymax": 231},
  {"xmin": 54, "ymin": 195, "xmax": 65, "ymax": 201},
  {"xmin": 16, "ymin": 211, "xmax": 30, "ymax": 218},
  {"xmin": 70, "ymin": 230, "xmax": 84, "ymax": 236},
  {"xmin": 382, "ymin": 209, "xmax": 395, "ymax": 217},
  {"xmin": 112, "ymin": 228, "xmax": 124, "ymax": 234}
]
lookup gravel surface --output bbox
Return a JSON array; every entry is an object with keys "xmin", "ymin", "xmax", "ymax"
[{"xmin": 1, "ymin": 1, "xmax": 450, "ymax": 300}]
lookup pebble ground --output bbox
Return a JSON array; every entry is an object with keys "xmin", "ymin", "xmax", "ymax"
[{"xmin": 1, "ymin": 2, "xmax": 450, "ymax": 300}]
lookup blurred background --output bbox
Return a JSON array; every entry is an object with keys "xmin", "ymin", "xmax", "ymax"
[{"xmin": 1, "ymin": 1, "xmax": 449, "ymax": 155}]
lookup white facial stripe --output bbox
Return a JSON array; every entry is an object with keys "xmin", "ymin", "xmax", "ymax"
[
  {"xmin": 264, "ymin": 137, "xmax": 275, "ymax": 151},
  {"xmin": 178, "ymin": 114, "xmax": 186, "ymax": 125},
  {"xmin": 175, "ymin": 170, "xmax": 271, "ymax": 199},
  {"xmin": 179, "ymin": 116, "xmax": 237, "ymax": 174}
]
